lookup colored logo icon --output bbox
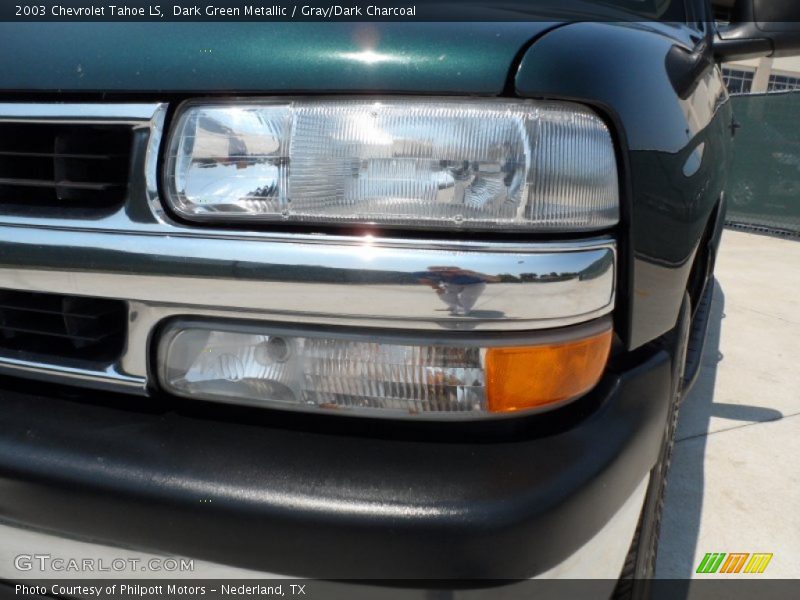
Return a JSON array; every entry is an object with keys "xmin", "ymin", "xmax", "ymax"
[{"xmin": 696, "ymin": 552, "xmax": 773, "ymax": 574}]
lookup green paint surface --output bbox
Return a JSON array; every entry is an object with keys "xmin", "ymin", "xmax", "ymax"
[{"xmin": 0, "ymin": 22, "xmax": 556, "ymax": 94}]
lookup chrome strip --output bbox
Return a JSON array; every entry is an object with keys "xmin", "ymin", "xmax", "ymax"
[
  {"xmin": 0, "ymin": 102, "xmax": 165, "ymax": 124},
  {"xmin": 0, "ymin": 224, "xmax": 615, "ymax": 331},
  {"xmin": 0, "ymin": 359, "xmax": 145, "ymax": 394},
  {"xmin": 144, "ymin": 105, "xmax": 169, "ymax": 222}
]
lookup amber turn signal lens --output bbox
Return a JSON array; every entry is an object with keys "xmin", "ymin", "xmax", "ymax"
[{"xmin": 485, "ymin": 328, "xmax": 612, "ymax": 413}]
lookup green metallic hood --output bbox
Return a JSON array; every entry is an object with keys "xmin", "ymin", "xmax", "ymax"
[{"xmin": 0, "ymin": 22, "xmax": 559, "ymax": 94}]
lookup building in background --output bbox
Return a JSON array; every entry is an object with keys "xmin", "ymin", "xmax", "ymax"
[
  {"xmin": 723, "ymin": 56, "xmax": 800, "ymax": 95},
  {"xmin": 713, "ymin": 0, "xmax": 800, "ymax": 94}
]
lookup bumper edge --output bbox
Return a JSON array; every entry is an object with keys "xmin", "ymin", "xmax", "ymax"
[{"xmin": 0, "ymin": 349, "xmax": 670, "ymax": 579}]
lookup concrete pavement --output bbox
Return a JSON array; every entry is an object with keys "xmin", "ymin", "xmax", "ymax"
[{"xmin": 656, "ymin": 229, "xmax": 800, "ymax": 581}]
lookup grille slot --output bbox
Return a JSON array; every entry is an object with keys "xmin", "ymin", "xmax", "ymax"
[
  {"xmin": 0, "ymin": 123, "xmax": 132, "ymax": 213},
  {"xmin": 0, "ymin": 290, "xmax": 126, "ymax": 363}
]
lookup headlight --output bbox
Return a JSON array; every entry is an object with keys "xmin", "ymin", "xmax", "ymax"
[
  {"xmin": 164, "ymin": 98, "xmax": 619, "ymax": 231},
  {"xmin": 157, "ymin": 320, "xmax": 613, "ymax": 419}
]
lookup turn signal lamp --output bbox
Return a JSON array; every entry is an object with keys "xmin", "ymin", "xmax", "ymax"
[
  {"xmin": 485, "ymin": 330, "xmax": 612, "ymax": 413},
  {"xmin": 158, "ymin": 321, "xmax": 612, "ymax": 419}
]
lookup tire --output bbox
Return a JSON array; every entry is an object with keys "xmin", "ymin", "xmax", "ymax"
[{"xmin": 613, "ymin": 291, "xmax": 691, "ymax": 599}]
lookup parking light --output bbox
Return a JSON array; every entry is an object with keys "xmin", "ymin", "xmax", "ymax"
[{"xmin": 158, "ymin": 321, "xmax": 612, "ymax": 419}]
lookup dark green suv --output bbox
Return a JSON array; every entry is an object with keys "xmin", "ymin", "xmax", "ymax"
[{"xmin": 0, "ymin": 0, "xmax": 798, "ymax": 595}]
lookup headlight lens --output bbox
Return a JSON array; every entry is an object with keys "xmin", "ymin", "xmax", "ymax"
[
  {"xmin": 164, "ymin": 98, "xmax": 619, "ymax": 231},
  {"xmin": 158, "ymin": 321, "xmax": 613, "ymax": 419}
]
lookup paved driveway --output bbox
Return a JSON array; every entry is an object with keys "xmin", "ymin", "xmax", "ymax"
[{"xmin": 656, "ymin": 229, "xmax": 800, "ymax": 580}]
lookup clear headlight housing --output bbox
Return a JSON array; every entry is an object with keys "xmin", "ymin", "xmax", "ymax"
[
  {"xmin": 158, "ymin": 321, "xmax": 613, "ymax": 419},
  {"xmin": 164, "ymin": 98, "xmax": 619, "ymax": 231}
]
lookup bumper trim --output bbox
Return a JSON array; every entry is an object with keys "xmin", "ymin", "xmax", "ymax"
[
  {"xmin": 0, "ymin": 475, "xmax": 649, "ymax": 581},
  {"xmin": 0, "ymin": 225, "xmax": 614, "ymax": 330},
  {"xmin": 0, "ymin": 348, "xmax": 670, "ymax": 578}
]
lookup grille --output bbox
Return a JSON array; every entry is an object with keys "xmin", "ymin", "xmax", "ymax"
[
  {"xmin": 0, "ymin": 123, "xmax": 133, "ymax": 214},
  {"xmin": 0, "ymin": 290, "xmax": 126, "ymax": 363}
]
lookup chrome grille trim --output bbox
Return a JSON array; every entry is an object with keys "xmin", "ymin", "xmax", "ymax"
[{"xmin": 0, "ymin": 103, "xmax": 165, "ymax": 124}]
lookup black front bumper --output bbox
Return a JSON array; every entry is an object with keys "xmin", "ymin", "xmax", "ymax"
[{"xmin": 0, "ymin": 347, "xmax": 671, "ymax": 579}]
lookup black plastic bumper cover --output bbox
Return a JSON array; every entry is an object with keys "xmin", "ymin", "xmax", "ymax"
[{"xmin": 0, "ymin": 350, "xmax": 671, "ymax": 579}]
